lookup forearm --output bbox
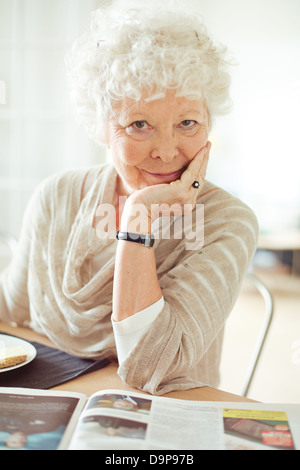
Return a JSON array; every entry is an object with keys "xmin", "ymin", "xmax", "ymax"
[
  {"xmin": 113, "ymin": 239, "xmax": 162, "ymax": 322},
  {"xmin": 112, "ymin": 143, "xmax": 210, "ymax": 322},
  {"xmin": 112, "ymin": 199, "xmax": 162, "ymax": 322}
]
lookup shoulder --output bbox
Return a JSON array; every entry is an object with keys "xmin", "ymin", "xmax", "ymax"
[
  {"xmin": 37, "ymin": 163, "xmax": 108, "ymax": 195},
  {"xmin": 199, "ymin": 180, "xmax": 254, "ymax": 211},
  {"xmin": 21, "ymin": 164, "xmax": 110, "ymax": 229},
  {"xmin": 198, "ymin": 180, "xmax": 259, "ymax": 254},
  {"xmin": 32, "ymin": 163, "xmax": 109, "ymax": 207},
  {"xmin": 199, "ymin": 180, "xmax": 258, "ymax": 230}
]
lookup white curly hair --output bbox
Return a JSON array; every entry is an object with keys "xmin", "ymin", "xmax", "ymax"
[{"xmin": 65, "ymin": 0, "xmax": 232, "ymax": 144}]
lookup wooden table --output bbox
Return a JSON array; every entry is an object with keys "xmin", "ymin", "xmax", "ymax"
[{"xmin": 0, "ymin": 322, "xmax": 256, "ymax": 403}]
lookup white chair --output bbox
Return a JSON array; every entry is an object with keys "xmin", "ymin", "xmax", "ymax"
[{"xmin": 240, "ymin": 272, "xmax": 274, "ymax": 397}]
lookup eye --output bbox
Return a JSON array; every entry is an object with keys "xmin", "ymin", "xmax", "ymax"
[
  {"xmin": 180, "ymin": 120, "xmax": 197, "ymax": 128},
  {"xmin": 130, "ymin": 121, "xmax": 150, "ymax": 130},
  {"xmin": 125, "ymin": 120, "xmax": 154, "ymax": 140}
]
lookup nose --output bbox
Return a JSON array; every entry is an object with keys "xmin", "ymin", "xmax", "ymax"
[{"xmin": 150, "ymin": 127, "xmax": 178, "ymax": 162}]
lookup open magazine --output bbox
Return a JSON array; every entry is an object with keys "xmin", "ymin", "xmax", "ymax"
[{"xmin": 0, "ymin": 387, "xmax": 299, "ymax": 450}]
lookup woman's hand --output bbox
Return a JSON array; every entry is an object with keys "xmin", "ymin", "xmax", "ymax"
[
  {"xmin": 120, "ymin": 142, "xmax": 211, "ymax": 233},
  {"xmin": 114, "ymin": 141, "xmax": 211, "ymax": 320}
]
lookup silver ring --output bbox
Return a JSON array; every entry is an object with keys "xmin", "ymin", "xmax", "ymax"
[{"xmin": 192, "ymin": 181, "xmax": 200, "ymax": 188}]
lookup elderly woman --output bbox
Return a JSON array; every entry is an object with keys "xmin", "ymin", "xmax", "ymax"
[{"xmin": 0, "ymin": 1, "xmax": 258, "ymax": 394}]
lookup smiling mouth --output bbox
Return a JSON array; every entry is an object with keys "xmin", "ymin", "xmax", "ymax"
[{"xmin": 143, "ymin": 167, "xmax": 187, "ymax": 181}]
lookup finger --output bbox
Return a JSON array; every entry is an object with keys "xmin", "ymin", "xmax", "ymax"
[
  {"xmin": 199, "ymin": 141, "xmax": 211, "ymax": 178},
  {"xmin": 180, "ymin": 144, "xmax": 209, "ymax": 188},
  {"xmin": 189, "ymin": 141, "xmax": 211, "ymax": 193}
]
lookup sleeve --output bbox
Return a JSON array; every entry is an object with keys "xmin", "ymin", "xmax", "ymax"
[
  {"xmin": 0, "ymin": 169, "xmax": 87, "ymax": 326},
  {"xmin": 0, "ymin": 176, "xmax": 56, "ymax": 326},
  {"xmin": 0, "ymin": 188, "xmax": 41, "ymax": 325},
  {"xmin": 111, "ymin": 296, "xmax": 164, "ymax": 364},
  {"xmin": 117, "ymin": 195, "xmax": 259, "ymax": 395}
]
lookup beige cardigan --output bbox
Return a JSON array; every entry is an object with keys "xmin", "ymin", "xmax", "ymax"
[{"xmin": 0, "ymin": 164, "xmax": 258, "ymax": 394}]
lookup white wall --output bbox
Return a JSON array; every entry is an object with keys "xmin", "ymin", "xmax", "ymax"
[
  {"xmin": 193, "ymin": 0, "xmax": 300, "ymax": 233},
  {"xmin": 0, "ymin": 0, "xmax": 105, "ymax": 238}
]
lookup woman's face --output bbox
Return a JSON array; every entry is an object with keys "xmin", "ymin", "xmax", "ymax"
[{"xmin": 106, "ymin": 89, "xmax": 209, "ymax": 197}]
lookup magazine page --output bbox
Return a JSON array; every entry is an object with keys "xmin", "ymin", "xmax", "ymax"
[
  {"xmin": 68, "ymin": 389, "xmax": 154, "ymax": 450},
  {"xmin": 68, "ymin": 391, "xmax": 300, "ymax": 450},
  {"xmin": 0, "ymin": 387, "xmax": 86, "ymax": 450},
  {"xmin": 67, "ymin": 390, "xmax": 224, "ymax": 450},
  {"xmin": 147, "ymin": 400, "xmax": 298, "ymax": 450},
  {"xmin": 2, "ymin": 387, "xmax": 298, "ymax": 451},
  {"xmin": 220, "ymin": 401, "xmax": 300, "ymax": 450}
]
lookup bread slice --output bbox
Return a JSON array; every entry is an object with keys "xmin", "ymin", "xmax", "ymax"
[{"xmin": 0, "ymin": 346, "xmax": 28, "ymax": 369}]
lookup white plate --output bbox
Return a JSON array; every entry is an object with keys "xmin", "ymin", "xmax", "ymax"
[{"xmin": 0, "ymin": 333, "xmax": 37, "ymax": 373}]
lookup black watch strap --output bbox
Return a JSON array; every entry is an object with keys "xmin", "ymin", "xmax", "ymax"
[{"xmin": 116, "ymin": 231, "xmax": 155, "ymax": 247}]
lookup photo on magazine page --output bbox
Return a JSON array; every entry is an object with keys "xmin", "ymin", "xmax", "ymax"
[
  {"xmin": 68, "ymin": 391, "xmax": 153, "ymax": 450},
  {"xmin": 0, "ymin": 390, "xmax": 80, "ymax": 450},
  {"xmin": 223, "ymin": 408, "xmax": 296, "ymax": 450},
  {"xmin": 85, "ymin": 392, "xmax": 152, "ymax": 414}
]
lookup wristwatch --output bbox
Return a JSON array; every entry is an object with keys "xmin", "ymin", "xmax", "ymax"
[{"xmin": 116, "ymin": 231, "xmax": 155, "ymax": 248}]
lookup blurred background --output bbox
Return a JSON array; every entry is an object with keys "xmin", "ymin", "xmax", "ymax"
[{"xmin": 0, "ymin": 0, "xmax": 299, "ymax": 402}]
